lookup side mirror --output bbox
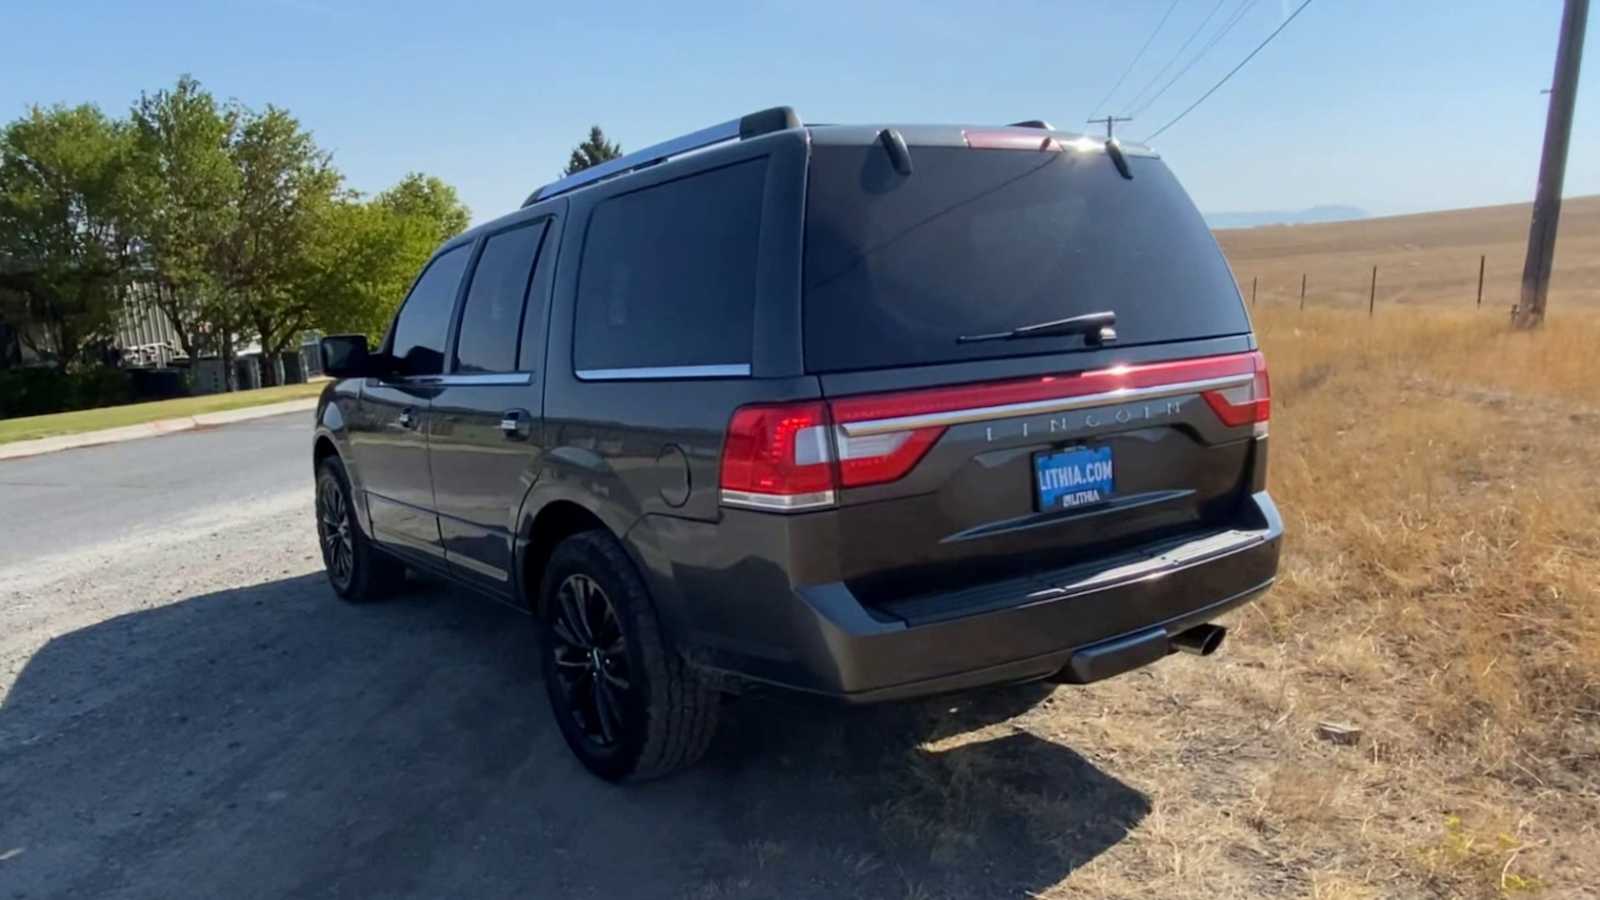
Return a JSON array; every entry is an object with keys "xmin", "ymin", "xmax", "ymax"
[{"xmin": 321, "ymin": 334, "xmax": 375, "ymax": 379}]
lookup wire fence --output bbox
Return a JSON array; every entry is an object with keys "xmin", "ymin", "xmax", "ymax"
[{"xmin": 1234, "ymin": 253, "xmax": 1547, "ymax": 321}]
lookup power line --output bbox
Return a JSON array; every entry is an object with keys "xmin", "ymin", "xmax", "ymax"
[
  {"xmin": 1088, "ymin": 0, "xmax": 1183, "ymax": 118},
  {"xmin": 1129, "ymin": 0, "xmax": 1261, "ymax": 119},
  {"xmin": 1144, "ymin": 0, "xmax": 1316, "ymax": 142},
  {"xmin": 1120, "ymin": 0, "xmax": 1229, "ymax": 114}
]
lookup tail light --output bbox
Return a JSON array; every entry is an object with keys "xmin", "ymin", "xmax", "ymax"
[
  {"xmin": 720, "ymin": 351, "xmax": 1270, "ymax": 512},
  {"xmin": 719, "ymin": 402, "xmax": 837, "ymax": 510},
  {"xmin": 719, "ymin": 400, "xmax": 945, "ymax": 511},
  {"xmin": 1200, "ymin": 351, "xmax": 1270, "ymax": 436}
]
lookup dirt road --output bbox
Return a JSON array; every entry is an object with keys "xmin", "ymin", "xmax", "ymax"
[{"xmin": 0, "ymin": 415, "xmax": 1146, "ymax": 899}]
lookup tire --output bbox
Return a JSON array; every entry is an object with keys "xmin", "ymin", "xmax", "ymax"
[
  {"xmin": 538, "ymin": 530, "xmax": 720, "ymax": 781},
  {"xmin": 315, "ymin": 456, "xmax": 404, "ymax": 603}
]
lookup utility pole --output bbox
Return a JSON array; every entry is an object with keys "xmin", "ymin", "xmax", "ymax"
[
  {"xmin": 1087, "ymin": 116, "xmax": 1133, "ymax": 140},
  {"xmin": 1516, "ymin": 0, "xmax": 1589, "ymax": 329}
]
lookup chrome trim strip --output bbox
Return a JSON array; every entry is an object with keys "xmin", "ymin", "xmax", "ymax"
[
  {"xmin": 576, "ymin": 364, "xmax": 751, "ymax": 381},
  {"xmin": 719, "ymin": 489, "xmax": 836, "ymax": 512},
  {"xmin": 837, "ymin": 373, "xmax": 1253, "ymax": 437},
  {"xmin": 422, "ymin": 373, "xmax": 533, "ymax": 387}
]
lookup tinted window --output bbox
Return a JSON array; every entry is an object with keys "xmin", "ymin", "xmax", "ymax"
[
  {"xmin": 574, "ymin": 158, "xmax": 766, "ymax": 372},
  {"xmin": 389, "ymin": 244, "xmax": 470, "ymax": 376},
  {"xmin": 455, "ymin": 221, "xmax": 547, "ymax": 373},
  {"xmin": 802, "ymin": 146, "xmax": 1250, "ymax": 372}
]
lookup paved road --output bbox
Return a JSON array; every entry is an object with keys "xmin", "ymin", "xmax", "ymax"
[
  {"xmin": 0, "ymin": 417, "xmax": 1145, "ymax": 900},
  {"xmin": 0, "ymin": 413, "xmax": 311, "ymax": 571}
]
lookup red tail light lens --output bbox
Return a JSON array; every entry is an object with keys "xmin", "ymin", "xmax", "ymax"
[
  {"xmin": 1200, "ymin": 351, "xmax": 1270, "ymax": 431},
  {"xmin": 832, "ymin": 424, "xmax": 945, "ymax": 488},
  {"xmin": 719, "ymin": 402, "xmax": 836, "ymax": 509},
  {"xmin": 720, "ymin": 352, "xmax": 1270, "ymax": 512}
]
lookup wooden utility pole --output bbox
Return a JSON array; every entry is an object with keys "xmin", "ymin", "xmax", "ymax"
[
  {"xmin": 1299, "ymin": 273, "xmax": 1307, "ymax": 310},
  {"xmin": 1516, "ymin": 0, "xmax": 1589, "ymax": 328},
  {"xmin": 1369, "ymin": 265, "xmax": 1378, "ymax": 316},
  {"xmin": 1251, "ymin": 276, "xmax": 1258, "ymax": 307},
  {"xmin": 1086, "ymin": 116, "xmax": 1133, "ymax": 140},
  {"xmin": 1477, "ymin": 254, "xmax": 1486, "ymax": 307}
]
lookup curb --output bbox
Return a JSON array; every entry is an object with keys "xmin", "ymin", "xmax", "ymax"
[{"xmin": 0, "ymin": 397, "xmax": 319, "ymax": 462}]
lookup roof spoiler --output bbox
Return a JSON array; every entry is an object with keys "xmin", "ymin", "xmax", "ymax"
[{"xmin": 522, "ymin": 106, "xmax": 801, "ymax": 206}]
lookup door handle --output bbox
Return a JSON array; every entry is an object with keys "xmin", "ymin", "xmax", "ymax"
[
  {"xmin": 499, "ymin": 409, "xmax": 531, "ymax": 440},
  {"xmin": 397, "ymin": 407, "xmax": 416, "ymax": 429}
]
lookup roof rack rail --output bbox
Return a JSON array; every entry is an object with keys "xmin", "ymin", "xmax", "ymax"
[
  {"xmin": 522, "ymin": 106, "xmax": 801, "ymax": 206},
  {"xmin": 1006, "ymin": 119, "xmax": 1056, "ymax": 130}
]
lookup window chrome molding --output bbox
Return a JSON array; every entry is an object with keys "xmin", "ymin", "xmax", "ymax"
[
  {"xmin": 837, "ymin": 373, "xmax": 1254, "ymax": 438},
  {"xmin": 719, "ymin": 489, "xmax": 836, "ymax": 512},
  {"xmin": 575, "ymin": 364, "xmax": 751, "ymax": 381},
  {"xmin": 402, "ymin": 373, "xmax": 534, "ymax": 387}
]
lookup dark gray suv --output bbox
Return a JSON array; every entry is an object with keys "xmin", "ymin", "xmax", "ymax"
[{"xmin": 312, "ymin": 107, "xmax": 1282, "ymax": 780}]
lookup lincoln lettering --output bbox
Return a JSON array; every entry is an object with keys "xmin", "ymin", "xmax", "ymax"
[{"xmin": 985, "ymin": 399, "xmax": 1187, "ymax": 443}]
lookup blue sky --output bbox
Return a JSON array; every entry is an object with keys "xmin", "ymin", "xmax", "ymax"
[{"xmin": 3, "ymin": 1, "xmax": 1595, "ymax": 224}]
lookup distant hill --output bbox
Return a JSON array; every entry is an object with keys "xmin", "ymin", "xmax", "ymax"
[{"xmin": 1204, "ymin": 205, "xmax": 1368, "ymax": 230}]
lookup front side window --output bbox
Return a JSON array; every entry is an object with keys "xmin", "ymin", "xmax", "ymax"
[
  {"xmin": 389, "ymin": 244, "xmax": 470, "ymax": 376},
  {"xmin": 455, "ymin": 221, "xmax": 548, "ymax": 374},
  {"xmin": 573, "ymin": 158, "xmax": 767, "ymax": 373}
]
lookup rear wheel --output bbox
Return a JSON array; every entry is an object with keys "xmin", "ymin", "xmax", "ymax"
[
  {"xmin": 539, "ymin": 530, "xmax": 719, "ymax": 781},
  {"xmin": 315, "ymin": 456, "xmax": 403, "ymax": 602}
]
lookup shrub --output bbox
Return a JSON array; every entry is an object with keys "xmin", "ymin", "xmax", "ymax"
[{"xmin": 0, "ymin": 366, "xmax": 133, "ymax": 419}]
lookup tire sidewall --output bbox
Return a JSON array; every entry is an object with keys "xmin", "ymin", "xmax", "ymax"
[
  {"xmin": 538, "ymin": 535, "xmax": 654, "ymax": 781},
  {"xmin": 316, "ymin": 456, "xmax": 381, "ymax": 602}
]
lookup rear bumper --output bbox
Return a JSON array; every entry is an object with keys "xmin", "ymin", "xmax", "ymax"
[{"xmin": 627, "ymin": 491, "xmax": 1282, "ymax": 704}]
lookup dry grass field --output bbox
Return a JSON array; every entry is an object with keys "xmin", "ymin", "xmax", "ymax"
[
  {"xmin": 861, "ymin": 200, "xmax": 1600, "ymax": 899},
  {"xmin": 1217, "ymin": 195, "xmax": 1600, "ymax": 313}
]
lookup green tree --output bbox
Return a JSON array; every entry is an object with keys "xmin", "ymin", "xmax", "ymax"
[
  {"xmin": 0, "ymin": 104, "xmax": 141, "ymax": 371},
  {"xmin": 563, "ymin": 125, "xmax": 622, "ymax": 176},
  {"xmin": 375, "ymin": 173, "xmax": 470, "ymax": 244},
  {"xmin": 307, "ymin": 175, "xmax": 469, "ymax": 341},
  {"xmin": 128, "ymin": 76, "xmax": 240, "ymax": 369},
  {"xmin": 227, "ymin": 105, "xmax": 343, "ymax": 385}
]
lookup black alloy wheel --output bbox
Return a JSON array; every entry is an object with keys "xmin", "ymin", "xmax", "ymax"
[
  {"xmin": 316, "ymin": 469, "xmax": 356, "ymax": 591},
  {"xmin": 548, "ymin": 573, "xmax": 632, "ymax": 748}
]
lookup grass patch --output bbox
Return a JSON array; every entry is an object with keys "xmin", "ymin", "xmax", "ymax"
[{"xmin": 0, "ymin": 381, "xmax": 325, "ymax": 445}]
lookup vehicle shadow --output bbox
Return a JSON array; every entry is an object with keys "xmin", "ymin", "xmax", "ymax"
[{"xmin": 0, "ymin": 572, "xmax": 1149, "ymax": 900}]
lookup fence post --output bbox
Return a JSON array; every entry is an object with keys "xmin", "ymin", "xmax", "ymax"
[
  {"xmin": 1251, "ymin": 276, "xmax": 1258, "ymax": 307},
  {"xmin": 1369, "ymin": 265, "xmax": 1377, "ymax": 316},
  {"xmin": 1299, "ymin": 273, "xmax": 1307, "ymax": 311},
  {"xmin": 1477, "ymin": 254, "xmax": 1485, "ymax": 307}
]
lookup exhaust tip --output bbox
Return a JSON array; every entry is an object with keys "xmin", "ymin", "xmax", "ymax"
[{"xmin": 1171, "ymin": 623, "xmax": 1226, "ymax": 657}]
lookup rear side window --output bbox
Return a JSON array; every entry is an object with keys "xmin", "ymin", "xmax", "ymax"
[
  {"xmin": 454, "ymin": 221, "xmax": 548, "ymax": 373},
  {"xmin": 802, "ymin": 145, "xmax": 1249, "ymax": 372},
  {"xmin": 574, "ymin": 158, "xmax": 766, "ymax": 373},
  {"xmin": 389, "ymin": 244, "xmax": 470, "ymax": 376}
]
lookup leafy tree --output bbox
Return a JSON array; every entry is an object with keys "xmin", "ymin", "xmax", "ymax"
[
  {"xmin": 128, "ymin": 76, "xmax": 240, "ymax": 369},
  {"xmin": 563, "ymin": 125, "xmax": 622, "ymax": 175},
  {"xmin": 0, "ymin": 104, "xmax": 141, "ymax": 371},
  {"xmin": 308, "ymin": 175, "xmax": 470, "ymax": 341},
  {"xmin": 375, "ymin": 173, "xmax": 469, "ymax": 244},
  {"xmin": 226, "ymin": 105, "xmax": 343, "ymax": 384}
]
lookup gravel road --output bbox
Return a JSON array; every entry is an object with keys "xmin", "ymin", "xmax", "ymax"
[{"xmin": 0, "ymin": 415, "xmax": 1144, "ymax": 899}]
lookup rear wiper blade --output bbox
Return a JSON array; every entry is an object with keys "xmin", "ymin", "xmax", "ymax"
[{"xmin": 957, "ymin": 310, "xmax": 1117, "ymax": 345}]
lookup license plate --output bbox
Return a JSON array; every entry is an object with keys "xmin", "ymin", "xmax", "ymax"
[{"xmin": 1033, "ymin": 446, "xmax": 1114, "ymax": 511}]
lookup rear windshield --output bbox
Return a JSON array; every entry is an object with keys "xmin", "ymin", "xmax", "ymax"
[{"xmin": 802, "ymin": 144, "xmax": 1249, "ymax": 372}]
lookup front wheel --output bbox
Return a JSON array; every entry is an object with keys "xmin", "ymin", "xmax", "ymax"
[
  {"xmin": 539, "ymin": 531, "xmax": 719, "ymax": 781},
  {"xmin": 315, "ymin": 456, "xmax": 403, "ymax": 602}
]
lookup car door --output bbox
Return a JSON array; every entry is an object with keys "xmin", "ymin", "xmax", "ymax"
[
  {"xmin": 346, "ymin": 242, "xmax": 472, "ymax": 563},
  {"xmin": 427, "ymin": 211, "xmax": 561, "ymax": 596}
]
